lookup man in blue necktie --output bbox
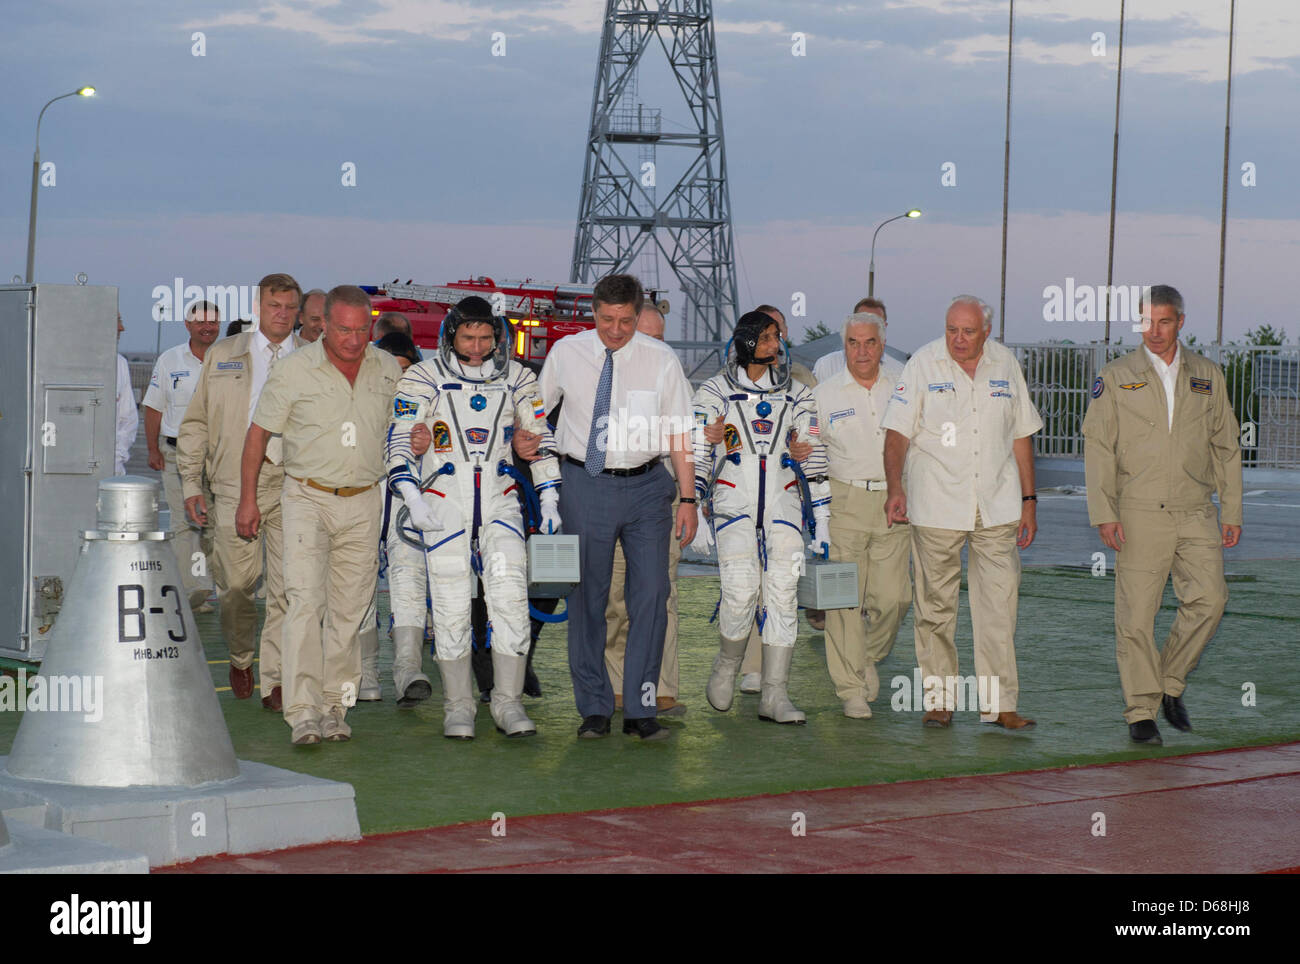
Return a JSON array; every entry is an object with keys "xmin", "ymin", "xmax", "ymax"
[{"xmin": 538, "ymin": 275, "xmax": 698, "ymax": 741}]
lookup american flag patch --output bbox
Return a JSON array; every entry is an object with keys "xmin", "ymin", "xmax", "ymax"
[{"xmin": 808, "ymin": 416, "xmax": 819, "ymax": 436}]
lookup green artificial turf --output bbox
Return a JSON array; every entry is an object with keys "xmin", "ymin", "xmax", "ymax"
[{"xmin": 3, "ymin": 561, "xmax": 1297, "ymax": 835}]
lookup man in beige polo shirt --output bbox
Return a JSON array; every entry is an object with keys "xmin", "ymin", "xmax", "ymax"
[
  {"xmin": 882, "ymin": 295, "xmax": 1043, "ymax": 730},
  {"xmin": 238, "ymin": 285, "xmax": 401, "ymax": 745},
  {"xmin": 815, "ymin": 312, "xmax": 910, "ymax": 719},
  {"xmin": 178, "ymin": 274, "xmax": 305, "ymax": 707}
]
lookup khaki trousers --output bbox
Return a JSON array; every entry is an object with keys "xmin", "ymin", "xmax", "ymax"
[
  {"xmin": 824, "ymin": 481, "xmax": 911, "ymax": 702},
  {"xmin": 279, "ymin": 476, "xmax": 380, "ymax": 728},
  {"xmin": 162, "ymin": 445, "xmax": 215, "ymax": 610},
  {"xmin": 606, "ymin": 497, "xmax": 681, "ymax": 699},
  {"xmin": 1114, "ymin": 505, "xmax": 1227, "ymax": 724},
  {"xmin": 212, "ymin": 465, "xmax": 287, "ymax": 695},
  {"xmin": 910, "ymin": 512, "xmax": 1021, "ymax": 719}
]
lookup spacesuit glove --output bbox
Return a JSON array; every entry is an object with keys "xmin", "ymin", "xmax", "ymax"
[
  {"xmin": 688, "ymin": 505, "xmax": 715, "ymax": 555},
  {"xmin": 538, "ymin": 488, "xmax": 562, "ymax": 534},
  {"xmin": 397, "ymin": 481, "xmax": 444, "ymax": 533},
  {"xmin": 811, "ymin": 507, "xmax": 832, "ymax": 559}
]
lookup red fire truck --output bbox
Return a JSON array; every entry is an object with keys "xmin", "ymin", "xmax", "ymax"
[{"xmin": 361, "ymin": 277, "xmax": 668, "ymax": 365}]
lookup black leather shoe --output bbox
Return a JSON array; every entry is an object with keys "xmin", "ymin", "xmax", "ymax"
[
  {"xmin": 577, "ymin": 714, "xmax": 611, "ymax": 738},
  {"xmin": 1129, "ymin": 719, "xmax": 1163, "ymax": 744},
  {"xmin": 1162, "ymin": 694, "xmax": 1191, "ymax": 732},
  {"xmin": 622, "ymin": 717, "xmax": 671, "ymax": 741}
]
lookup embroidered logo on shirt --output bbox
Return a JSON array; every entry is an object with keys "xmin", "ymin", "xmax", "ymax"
[
  {"xmin": 393, "ymin": 397, "xmax": 419, "ymax": 420},
  {"xmin": 927, "ymin": 382, "xmax": 955, "ymax": 394},
  {"xmin": 989, "ymin": 379, "xmax": 1009, "ymax": 389},
  {"xmin": 1091, "ymin": 377, "xmax": 1104, "ymax": 399},
  {"xmin": 432, "ymin": 421, "xmax": 452, "ymax": 453},
  {"xmin": 465, "ymin": 427, "xmax": 489, "ymax": 445},
  {"xmin": 723, "ymin": 423, "xmax": 742, "ymax": 453},
  {"xmin": 989, "ymin": 391, "xmax": 1011, "ymax": 398},
  {"xmin": 1119, "ymin": 382, "xmax": 1147, "ymax": 391},
  {"xmin": 216, "ymin": 361, "xmax": 244, "ymax": 371},
  {"xmin": 1190, "ymin": 377, "xmax": 1212, "ymax": 395},
  {"xmin": 828, "ymin": 408, "xmax": 854, "ymax": 427},
  {"xmin": 751, "ymin": 418, "xmax": 773, "ymax": 435}
]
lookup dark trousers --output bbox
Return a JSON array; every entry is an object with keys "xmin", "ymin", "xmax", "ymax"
[{"xmin": 559, "ymin": 459, "xmax": 674, "ymax": 719}]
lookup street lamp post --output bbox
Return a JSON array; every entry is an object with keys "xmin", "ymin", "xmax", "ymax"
[
  {"xmin": 25, "ymin": 86, "xmax": 96, "ymax": 284},
  {"xmin": 868, "ymin": 209, "xmax": 921, "ymax": 298}
]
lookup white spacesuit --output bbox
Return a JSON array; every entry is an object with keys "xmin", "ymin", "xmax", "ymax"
[
  {"xmin": 691, "ymin": 311, "xmax": 830, "ymax": 723},
  {"xmin": 384, "ymin": 300, "xmax": 560, "ymax": 738}
]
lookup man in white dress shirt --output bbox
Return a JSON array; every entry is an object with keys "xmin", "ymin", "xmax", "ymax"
[
  {"xmin": 538, "ymin": 274, "xmax": 697, "ymax": 741},
  {"xmin": 882, "ymin": 295, "xmax": 1043, "ymax": 730},
  {"xmin": 144, "ymin": 300, "xmax": 221, "ymax": 612},
  {"xmin": 114, "ymin": 314, "xmax": 138, "ymax": 476},
  {"xmin": 815, "ymin": 312, "xmax": 911, "ymax": 719}
]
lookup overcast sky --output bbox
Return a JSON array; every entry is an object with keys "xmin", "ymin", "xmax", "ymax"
[{"xmin": 2, "ymin": 0, "xmax": 1296, "ymax": 355}]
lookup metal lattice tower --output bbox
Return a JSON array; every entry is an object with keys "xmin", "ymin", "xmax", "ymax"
[{"xmin": 570, "ymin": 0, "xmax": 738, "ymax": 343}]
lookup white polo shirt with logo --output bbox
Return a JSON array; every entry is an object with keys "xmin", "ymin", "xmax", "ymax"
[
  {"xmin": 881, "ymin": 337, "xmax": 1042, "ymax": 531},
  {"xmin": 143, "ymin": 341, "xmax": 204, "ymax": 437},
  {"xmin": 813, "ymin": 362, "xmax": 901, "ymax": 483}
]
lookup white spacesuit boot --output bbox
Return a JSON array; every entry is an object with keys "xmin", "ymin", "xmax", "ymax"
[
  {"xmin": 437, "ymin": 655, "xmax": 477, "ymax": 739},
  {"xmin": 707, "ymin": 634, "xmax": 749, "ymax": 712},
  {"xmin": 489, "ymin": 650, "xmax": 536, "ymax": 737},
  {"xmin": 393, "ymin": 626, "xmax": 432, "ymax": 708},
  {"xmin": 358, "ymin": 625, "xmax": 381, "ymax": 701},
  {"xmin": 758, "ymin": 644, "xmax": 805, "ymax": 724}
]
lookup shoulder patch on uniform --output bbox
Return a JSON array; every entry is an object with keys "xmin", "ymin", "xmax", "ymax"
[
  {"xmin": 393, "ymin": 397, "xmax": 419, "ymax": 420},
  {"xmin": 1190, "ymin": 376, "xmax": 1212, "ymax": 395},
  {"xmin": 432, "ymin": 421, "xmax": 452, "ymax": 452},
  {"xmin": 1091, "ymin": 377, "xmax": 1104, "ymax": 399},
  {"xmin": 1119, "ymin": 381, "xmax": 1147, "ymax": 391},
  {"xmin": 723, "ymin": 423, "xmax": 741, "ymax": 453},
  {"xmin": 216, "ymin": 361, "xmax": 244, "ymax": 371},
  {"xmin": 530, "ymin": 398, "xmax": 546, "ymax": 419}
]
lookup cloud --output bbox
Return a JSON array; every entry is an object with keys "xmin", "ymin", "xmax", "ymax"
[
  {"xmin": 893, "ymin": 0, "xmax": 1299, "ymax": 80},
  {"xmin": 188, "ymin": 0, "xmax": 608, "ymax": 45}
]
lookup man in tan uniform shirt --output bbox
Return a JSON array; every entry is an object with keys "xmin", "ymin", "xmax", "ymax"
[
  {"xmin": 815, "ymin": 312, "xmax": 910, "ymax": 718},
  {"xmin": 1082, "ymin": 285, "xmax": 1242, "ymax": 744},
  {"xmin": 178, "ymin": 274, "xmax": 305, "ymax": 707},
  {"xmin": 239, "ymin": 285, "xmax": 402, "ymax": 745}
]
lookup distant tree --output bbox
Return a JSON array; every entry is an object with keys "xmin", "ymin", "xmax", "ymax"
[
  {"xmin": 1246, "ymin": 324, "xmax": 1286, "ymax": 346},
  {"xmin": 802, "ymin": 321, "xmax": 833, "ymax": 343}
]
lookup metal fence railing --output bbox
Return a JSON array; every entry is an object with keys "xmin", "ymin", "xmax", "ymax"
[{"xmin": 1008, "ymin": 343, "xmax": 1300, "ymax": 469}]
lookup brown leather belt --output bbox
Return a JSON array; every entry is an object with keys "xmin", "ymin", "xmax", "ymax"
[{"xmin": 290, "ymin": 475, "xmax": 378, "ymax": 497}]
